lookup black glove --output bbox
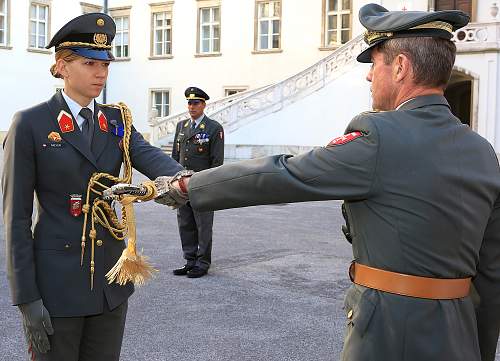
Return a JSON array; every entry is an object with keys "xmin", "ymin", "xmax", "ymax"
[{"xmin": 18, "ymin": 299, "xmax": 54, "ymax": 354}]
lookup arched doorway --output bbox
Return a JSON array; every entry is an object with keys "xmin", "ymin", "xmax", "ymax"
[{"xmin": 445, "ymin": 70, "xmax": 475, "ymax": 128}]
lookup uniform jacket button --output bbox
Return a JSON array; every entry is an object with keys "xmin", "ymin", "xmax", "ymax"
[
  {"xmin": 96, "ymin": 240, "xmax": 103, "ymax": 247},
  {"xmin": 64, "ymin": 244, "xmax": 71, "ymax": 249},
  {"xmin": 347, "ymin": 309, "xmax": 354, "ymax": 319}
]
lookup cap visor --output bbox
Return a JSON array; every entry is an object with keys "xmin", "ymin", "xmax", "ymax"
[
  {"xmin": 357, "ymin": 47, "xmax": 374, "ymax": 63},
  {"xmin": 70, "ymin": 47, "xmax": 115, "ymax": 61}
]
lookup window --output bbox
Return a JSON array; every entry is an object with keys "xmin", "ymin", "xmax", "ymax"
[
  {"xmin": 198, "ymin": 6, "xmax": 220, "ymax": 53},
  {"xmin": 324, "ymin": 0, "xmax": 351, "ymax": 46},
  {"xmin": 0, "ymin": 0, "xmax": 7, "ymax": 46},
  {"xmin": 224, "ymin": 87, "xmax": 248, "ymax": 97},
  {"xmin": 255, "ymin": 1, "xmax": 281, "ymax": 51},
  {"xmin": 151, "ymin": 90, "xmax": 170, "ymax": 117},
  {"xmin": 113, "ymin": 16, "xmax": 129, "ymax": 58},
  {"xmin": 435, "ymin": 0, "xmax": 472, "ymax": 17},
  {"xmin": 29, "ymin": 2, "xmax": 49, "ymax": 49},
  {"xmin": 152, "ymin": 11, "xmax": 172, "ymax": 56}
]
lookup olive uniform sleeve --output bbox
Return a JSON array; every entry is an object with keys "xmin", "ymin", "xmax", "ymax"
[
  {"xmin": 474, "ymin": 187, "xmax": 500, "ymax": 361},
  {"xmin": 209, "ymin": 124, "xmax": 224, "ymax": 168},
  {"xmin": 188, "ymin": 113, "xmax": 380, "ymax": 211},
  {"xmin": 2, "ymin": 112, "xmax": 40, "ymax": 305}
]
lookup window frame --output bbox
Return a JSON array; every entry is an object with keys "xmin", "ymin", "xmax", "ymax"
[
  {"xmin": 28, "ymin": 1, "xmax": 51, "ymax": 51},
  {"xmin": 110, "ymin": 7, "xmax": 132, "ymax": 60},
  {"xmin": 80, "ymin": 2, "xmax": 102, "ymax": 14},
  {"xmin": 0, "ymin": 0, "xmax": 10, "ymax": 48},
  {"xmin": 149, "ymin": 2, "xmax": 174, "ymax": 59},
  {"xmin": 197, "ymin": 6, "xmax": 221, "ymax": 55},
  {"xmin": 321, "ymin": 0, "xmax": 352, "ymax": 48},
  {"xmin": 150, "ymin": 89, "xmax": 171, "ymax": 118},
  {"xmin": 223, "ymin": 86, "xmax": 248, "ymax": 97},
  {"xmin": 254, "ymin": 0, "xmax": 282, "ymax": 52}
]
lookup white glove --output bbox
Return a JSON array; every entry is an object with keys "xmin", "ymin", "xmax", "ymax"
[{"xmin": 154, "ymin": 170, "xmax": 194, "ymax": 209}]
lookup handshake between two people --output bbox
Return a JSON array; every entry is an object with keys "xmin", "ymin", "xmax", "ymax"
[{"xmin": 103, "ymin": 170, "xmax": 195, "ymax": 209}]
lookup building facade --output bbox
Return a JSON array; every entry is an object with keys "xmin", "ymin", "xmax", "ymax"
[{"xmin": 1, "ymin": 0, "xmax": 498, "ymax": 157}]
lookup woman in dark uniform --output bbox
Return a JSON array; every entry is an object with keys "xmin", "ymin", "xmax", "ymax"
[{"xmin": 2, "ymin": 13, "xmax": 182, "ymax": 361}]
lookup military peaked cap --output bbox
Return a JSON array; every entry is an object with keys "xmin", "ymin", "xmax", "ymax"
[
  {"xmin": 46, "ymin": 13, "xmax": 116, "ymax": 61},
  {"xmin": 185, "ymin": 87, "xmax": 210, "ymax": 102},
  {"xmin": 357, "ymin": 4, "xmax": 470, "ymax": 63}
]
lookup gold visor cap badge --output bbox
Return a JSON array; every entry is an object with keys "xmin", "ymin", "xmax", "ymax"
[{"xmin": 93, "ymin": 33, "xmax": 108, "ymax": 46}]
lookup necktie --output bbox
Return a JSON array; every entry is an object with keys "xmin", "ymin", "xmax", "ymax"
[
  {"xmin": 79, "ymin": 108, "xmax": 94, "ymax": 146},
  {"xmin": 191, "ymin": 121, "xmax": 197, "ymax": 130}
]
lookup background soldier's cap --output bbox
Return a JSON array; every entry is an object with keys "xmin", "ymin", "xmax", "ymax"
[
  {"xmin": 357, "ymin": 4, "xmax": 470, "ymax": 63},
  {"xmin": 46, "ymin": 13, "xmax": 116, "ymax": 61},
  {"xmin": 185, "ymin": 87, "xmax": 210, "ymax": 102}
]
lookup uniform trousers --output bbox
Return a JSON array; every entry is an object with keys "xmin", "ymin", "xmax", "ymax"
[
  {"xmin": 177, "ymin": 203, "xmax": 214, "ymax": 270},
  {"xmin": 30, "ymin": 300, "xmax": 128, "ymax": 361}
]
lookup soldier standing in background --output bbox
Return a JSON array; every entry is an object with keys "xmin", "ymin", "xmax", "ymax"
[{"xmin": 171, "ymin": 87, "xmax": 224, "ymax": 278}]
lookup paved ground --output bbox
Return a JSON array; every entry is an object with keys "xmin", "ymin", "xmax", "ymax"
[{"xmin": 1, "ymin": 170, "xmax": 499, "ymax": 360}]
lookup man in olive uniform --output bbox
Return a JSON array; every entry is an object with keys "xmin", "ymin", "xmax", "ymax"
[
  {"xmin": 171, "ymin": 87, "xmax": 224, "ymax": 278},
  {"xmin": 138, "ymin": 4, "xmax": 500, "ymax": 361},
  {"xmin": 2, "ymin": 13, "xmax": 182, "ymax": 361}
]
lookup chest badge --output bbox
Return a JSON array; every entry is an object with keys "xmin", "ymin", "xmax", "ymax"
[
  {"xmin": 98, "ymin": 110, "xmax": 108, "ymax": 132},
  {"xmin": 69, "ymin": 194, "xmax": 83, "ymax": 217},
  {"xmin": 47, "ymin": 131, "xmax": 62, "ymax": 142},
  {"xmin": 57, "ymin": 110, "xmax": 75, "ymax": 133}
]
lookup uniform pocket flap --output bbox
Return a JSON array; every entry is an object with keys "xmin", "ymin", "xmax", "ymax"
[{"xmin": 34, "ymin": 237, "xmax": 76, "ymax": 251}]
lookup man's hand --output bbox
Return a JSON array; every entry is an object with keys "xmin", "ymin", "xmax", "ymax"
[
  {"xmin": 18, "ymin": 299, "xmax": 54, "ymax": 353},
  {"xmin": 154, "ymin": 170, "xmax": 194, "ymax": 209}
]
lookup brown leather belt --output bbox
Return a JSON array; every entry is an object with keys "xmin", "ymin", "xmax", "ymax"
[{"xmin": 349, "ymin": 262, "xmax": 471, "ymax": 300}]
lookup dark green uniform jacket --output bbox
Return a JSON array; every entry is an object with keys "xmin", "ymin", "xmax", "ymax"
[
  {"xmin": 171, "ymin": 115, "xmax": 224, "ymax": 171},
  {"xmin": 2, "ymin": 91, "xmax": 182, "ymax": 317},
  {"xmin": 187, "ymin": 95, "xmax": 500, "ymax": 361}
]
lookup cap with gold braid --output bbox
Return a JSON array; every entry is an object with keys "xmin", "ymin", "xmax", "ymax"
[
  {"xmin": 357, "ymin": 4, "xmax": 470, "ymax": 63},
  {"xmin": 185, "ymin": 87, "xmax": 210, "ymax": 102},
  {"xmin": 46, "ymin": 12, "xmax": 116, "ymax": 61}
]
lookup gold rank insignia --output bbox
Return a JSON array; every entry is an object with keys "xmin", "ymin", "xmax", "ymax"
[
  {"xmin": 200, "ymin": 124, "xmax": 205, "ymax": 130},
  {"xmin": 97, "ymin": 18, "xmax": 105, "ymax": 26},
  {"xmin": 184, "ymin": 121, "xmax": 190, "ymax": 128},
  {"xmin": 48, "ymin": 131, "xmax": 62, "ymax": 142}
]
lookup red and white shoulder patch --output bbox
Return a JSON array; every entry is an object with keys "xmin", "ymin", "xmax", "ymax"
[
  {"xmin": 57, "ymin": 110, "xmax": 75, "ymax": 133},
  {"xmin": 327, "ymin": 131, "xmax": 363, "ymax": 146}
]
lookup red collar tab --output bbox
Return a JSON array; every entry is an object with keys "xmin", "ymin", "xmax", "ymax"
[
  {"xmin": 98, "ymin": 110, "xmax": 108, "ymax": 132},
  {"xmin": 327, "ymin": 131, "xmax": 363, "ymax": 146},
  {"xmin": 57, "ymin": 110, "xmax": 75, "ymax": 133}
]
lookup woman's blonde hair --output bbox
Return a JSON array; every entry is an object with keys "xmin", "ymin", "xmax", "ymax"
[{"xmin": 50, "ymin": 49, "xmax": 81, "ymax": 79}]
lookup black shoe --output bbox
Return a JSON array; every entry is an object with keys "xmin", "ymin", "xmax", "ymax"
[
  {"xmin": 187, "ymin": 266, "xmax": 208, "ymax": 278},
  {"xmin": 172, "ymin": 265, "xmax": 193, "ymax": 276}
]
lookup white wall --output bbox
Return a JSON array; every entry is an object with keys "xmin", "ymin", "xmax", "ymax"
[
  {"xmin": 227, "ymin": 63, "xmax": 371, "ymax": 146},
  {"xmin": 107, "ymin": 0, "xmax": 344, "ymax": 132}
]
